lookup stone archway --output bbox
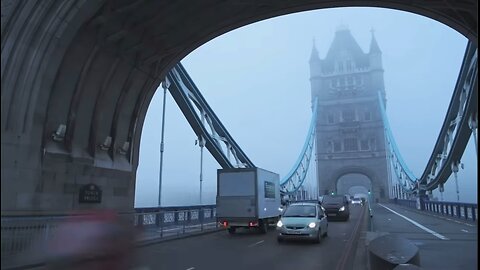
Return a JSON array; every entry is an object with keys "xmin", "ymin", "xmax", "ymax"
[
  {"xmin": 336, "ymin": 173, "xmax": 372, "ymax": 197},
  {"xmin": 326, "ymin": 166, "xmax": 388, "ymax": 202}
]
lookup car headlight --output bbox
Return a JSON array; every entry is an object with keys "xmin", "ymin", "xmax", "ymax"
[
  {"xmin": 339, "ymin": 206, "xmax": 345, "ymax": 211},
  {"xmin": 308, "ymin": 222, "xmax": 316, "ymax": 228},
  {"xmin": 276, "ymin": 220, "xmax": 283, "ymax": 227}
]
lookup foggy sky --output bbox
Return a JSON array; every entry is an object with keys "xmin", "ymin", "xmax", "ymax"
[{"xmin": 134, "ymin": 7, "xmax": 476, "ymax": 207}]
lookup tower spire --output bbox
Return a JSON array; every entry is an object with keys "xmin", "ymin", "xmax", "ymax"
[
  {"xmin": 310, "ymin": 37, "xmax": 320, "ymax": 62},
  {"xmin": 369, "ymin": 28, "xmax": 381, "ymax": 54}
]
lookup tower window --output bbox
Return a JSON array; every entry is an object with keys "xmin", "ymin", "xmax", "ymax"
[
  {"xmin": 337, "ymin": 62, "xmax": 343, "ymax": 72},
  {"xmin": 326, "ymin": 141, "xmax": 333, "ymax": 153},
  {"xmin": 369, "ymin": 138, "xmax": 376, "ymax": 150},
  {"xmin": 364, "ymin": 111, "xmax": 372, "ymax": 121},
  {"xmin": 360, "ymin": 139, "xmax": 369, "ymax": 151},
  {"xmin": 327, "ymin": 113, "xmax": 334, "ymax": 124},
  {"xmin": 344, "ymin": 138, "xmax": 358, "ymax": 152},
  {"xmin": 346, "ymin": 60, "xmax": 352, "ymax": 71},
  {"xmin": 348, "ymin": 77, "xmax": 354, "ymax": 85},
  {"xmin": 342, "ymin": 109, "xmax": 355, "ymax": 122},
  {"xmin": 333, "ymin": 141, "xmax": 342, "ymax": 152}
]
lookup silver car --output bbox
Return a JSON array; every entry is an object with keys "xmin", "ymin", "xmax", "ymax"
[
  {"xmin": 351, "ymin": 197, "xmax": 363, "ymax": 206},
  {"xmin": 276, "ymin": 202, "xmax": 328, "ymax": 243}
]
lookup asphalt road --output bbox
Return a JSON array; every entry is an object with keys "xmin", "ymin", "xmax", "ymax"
[
  {"xmin": 17, "ymin": 202, "xmax": 477, "ymax": 270},
  {"xmin": 370, "ymin": 203, "xmax": 478, "ymax": 270},
  {"xmin": 133, "ymin": 205, "xmax": 367, "ymax": 270}
]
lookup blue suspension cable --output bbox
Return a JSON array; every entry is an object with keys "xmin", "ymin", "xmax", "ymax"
[
  {"xmin": 377, "ymin": 92, "xmax": 418, "ymax": 184},
  {"xmin": 280, "ymin": 98, "xmax": 318, "ymax": 194}
]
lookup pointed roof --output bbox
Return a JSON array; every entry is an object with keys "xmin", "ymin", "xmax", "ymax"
[
  {"xmin": 321, "ymin": 27, "xmax": 369, "ymax": 72},
  {"xmin": 369, "ymin": 29, "xmax": 381, "ymax": 54},
  {"xmin": 310, "ymin": 38, "xmax": 320, "ymax": 62}
]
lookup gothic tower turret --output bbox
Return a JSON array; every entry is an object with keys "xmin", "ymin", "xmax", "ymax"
[
  {"xmin": 310, "ymin": 39, "xmax": 322, "ymax": 103},
  {"xmin": 310, "ymin": 39, "xmax": 322, "ymax": 76},
  {"xmin": 369, "ymin": 29, "xmax": 386, "ymax": 102}
]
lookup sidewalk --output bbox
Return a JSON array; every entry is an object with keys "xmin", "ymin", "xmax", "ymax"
[{"xmin": 136, "ymin": 222, "xmax": 221, "ymax": 246}]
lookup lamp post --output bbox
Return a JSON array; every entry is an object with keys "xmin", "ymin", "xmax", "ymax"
[
  {"xmin": 451, "ymin": 161, "xmax": 463, "ymax": 202},
  {"xmin": 158, "ymin": 79, "xmax": 170, "ymax": 206},
  {"xmin": 198, "ymin": 136, "xmax": 206, "ymax": 205}
]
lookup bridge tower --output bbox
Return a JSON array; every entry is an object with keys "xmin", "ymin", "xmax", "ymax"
[{"xmin": 310, "ymin": 26, "xmax": 390, "ymax": 202}]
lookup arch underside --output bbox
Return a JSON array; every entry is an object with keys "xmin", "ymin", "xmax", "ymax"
[
  {"xmin": 336, "ymin": 173, "xmax": 372, "ymax": 195},
  {"xmin": 318, "ymin": 162, "xmax": 389, "ymax": 201},
  {"xmin": 1, "ymin": 0, "xmax": 477, "ymax": 213}
]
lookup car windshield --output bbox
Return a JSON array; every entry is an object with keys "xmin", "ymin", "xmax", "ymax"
[
  {"xmin": 323, "ymin": 196, "xmax": 345, "ymax": 204},
  {"xmin": 283, "ymin": 205, "xmax": 316, "ymax": 217},
  {"xmin": 352, "ymin": 198, "xmax": 361, "ymax": 202}
]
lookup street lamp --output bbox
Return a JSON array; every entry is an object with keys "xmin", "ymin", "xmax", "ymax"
[
  {"xmin": 158, "ymin": 79, "xmax": 170, "ymax": 206},
  {"xmin": 196, "ymin": 136, "xmax": 206, "ymax": 205}
]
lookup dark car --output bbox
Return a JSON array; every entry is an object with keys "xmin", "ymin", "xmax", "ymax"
[{"xmin": 321, "ymin": 195, "xmax": 350, "ymax": 221}]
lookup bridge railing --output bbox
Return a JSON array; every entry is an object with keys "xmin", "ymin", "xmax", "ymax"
[
  {"xmin": 393, "ymin": 199, "xmax": 477, "ymax": 222},
  {"xmin": 1, "ymin": 205, "xmax": 218, "ymax": 269},
  {"xmin": 133, "ymin": 205, "xmax": 218, "ymax": 239}
]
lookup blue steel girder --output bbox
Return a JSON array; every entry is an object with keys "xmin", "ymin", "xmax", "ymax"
[
  {"xmin": 280, "ymin": 98, "xmax": 318, "ymax": 195},
  {"xmin": 419, "ymin": 42, "xmax": 478, "ymax": 192},
  {"xmin": 165, "ymin": 63, "xmax": 255, "ymax": 169}
]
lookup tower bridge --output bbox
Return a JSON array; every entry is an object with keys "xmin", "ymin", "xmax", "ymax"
[{"xmin": 1, "ymin": 1, "xmax": 477, "ymax": 269}]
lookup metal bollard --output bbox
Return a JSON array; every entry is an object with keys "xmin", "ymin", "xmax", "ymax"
[{"xmin": 368, "ymin": 234, "xmax": 421, "ymax": 270}]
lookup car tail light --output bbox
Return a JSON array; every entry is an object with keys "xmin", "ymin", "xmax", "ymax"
[
  {"xmin": 248, "ymin": 221, "xmax": 258, "ymax": 227},
  {"xmin": 222, "ymin": 221, "xmax": 228, "ymax": 227}
]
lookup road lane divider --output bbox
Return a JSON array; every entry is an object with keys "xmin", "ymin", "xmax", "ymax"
[
  {"xmin": 336, "ymin": 205, "xmax": 366, "ymax": 270},
  {"xmin": 248, "ymin": 240, "xmax": 264, "ymax": 248}
]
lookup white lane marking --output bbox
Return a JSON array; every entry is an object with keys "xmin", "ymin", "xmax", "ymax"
[
  {"xmin": 379, "ymin": 204, "xmax": 449, "ymax": 240},
  {"xmin": 461, "ymin": 229, "xmax": 469, "ymax": 233},
  {"xmin": 248, "ymin": 240, "xmax": 264, "ymax": 247},
  {"xmin": 186, "ymin": 267, "xmax": 195, "ymax": 270},
  {"xmin": 438, "ymin": 215, "xmax": 474, "ymax": 227}
]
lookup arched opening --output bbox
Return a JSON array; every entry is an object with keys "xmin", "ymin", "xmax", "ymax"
[
  {"xmin": 135, "ymin": 7, "xmax": 470, "ymax": 208},
  {"xmin": 348, "ymin": 186, "xmax": 370, "ymax": 198},
  {"xmin": 336, "ymin": 173, "xmax": 372, "ymax": 197}
]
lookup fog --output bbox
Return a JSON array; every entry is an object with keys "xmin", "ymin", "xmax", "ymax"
[{"xmin": 134, "ymin": 7, "xmax": 476, "ymax": 207}]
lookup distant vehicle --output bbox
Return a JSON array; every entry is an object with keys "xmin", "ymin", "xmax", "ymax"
[
  {"xmin": 281, "ymin": 195, "xmax": 290, "ymax": 206},
  {"xmin": 216, "ymin": 167, "xmax": 281, "ymax": 234},
  {"xmin": 351, "ymin": 197, "xmax": 363, "ymax": 206},
  {"xmin": 276, "ymin": 202, "xmax": 328, "ymax": 243},
  {"xmin": 321, "ymin": 195, "xmax": 350, "ymax": 221}
]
